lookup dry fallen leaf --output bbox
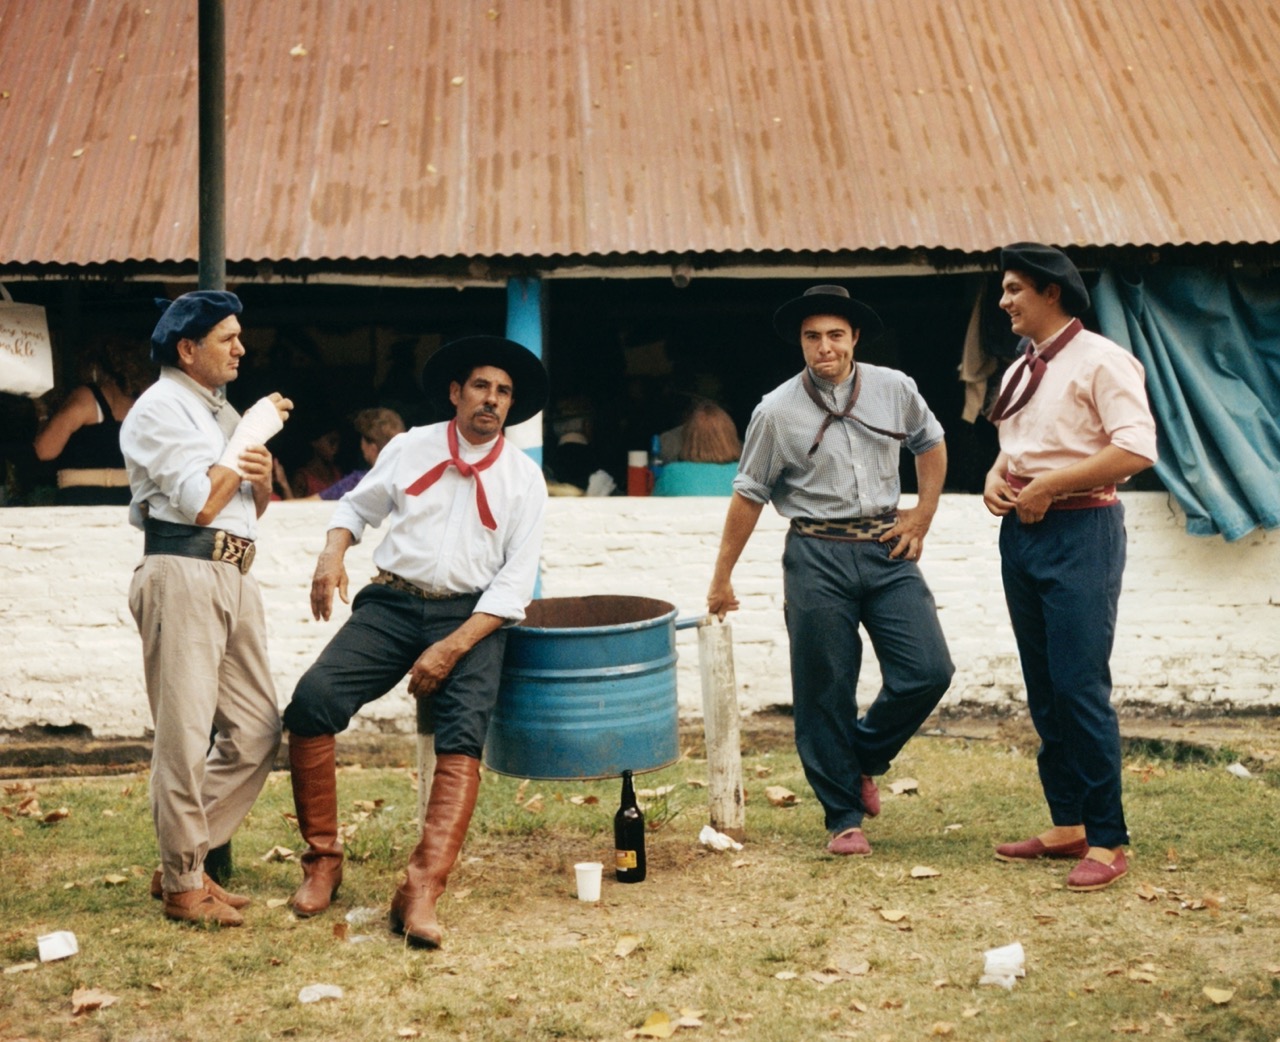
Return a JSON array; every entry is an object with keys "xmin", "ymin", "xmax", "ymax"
[
  {"xmin": 71, "ymin": 987, "xmax": 119, "ymax": 1015},
  {"xmin": 764, "ymin": 785, "xmax": 799, "ymax": 807},
  {"xmin": 1127, "ymin": 969, "xmax": 1158, "ymax": 984},
  {"xmin": 754, "ymin": 766, "xmax": 773, "ymax": 778},
  {"xmin": 878, "ymin": 909, "xmax": 908, "ymax": 923},
  {"xmin": 807, "ymin": 971, "xmax": 846, "ymax": 986},
  {"xmin": 103, "ymin": 874, "xmax": 129, "ymax": 886},
  {"xmin": 396, "ymin": 1030, "xmax": 421, "ymax": 1039},
  {"xmin": 889, "ymin": 778, "xmax": 918, "ymax": 795},
  {"xmin": 849, "ymin": 998, "xmax": 869, "ymax": 1013},
  {"xmin": 774, "ymin": 971, "xmax": 798, "ymax": 980},
  {"xmin": 568, "ymin": 795, "xmax": 599, "ymax": 805},
  {"xmin": 615, "ymin": 935, "xmax": 642, "ymax": 959},
  {"xmin": 522, "ymin": 795, "xmax": 545, "ymax": 814},
  {"xmin": 910, "ymin": 865, "xmax": 941, "ymax": 879},
  {"xmin": 1202, "ymin": 986, "xmax": 1234, "ymax": 1005},
  {"xmin": 515, "ymin": 779, "xmax": 530, "ymax": 804},
  {"xmin": 42, "ymin": 807, "xmax": 71, "ymax": 824},
  {"xmin": 266, "ymin": 897, "xmax": 289, "ymax": 909},
  {"xmin": 632, "ymin": 1010, "xmax": 675, "ymax": 1038},
  {"xmin": 3, "ymin": 962, "xmax": 38, "ymax": 975},
  {"xmin": 332, "ymin": 922, "xmax": 349, "ymax": 941},
  {"xmin": 931, "ymin": 1024, "xmax": 955, "ymax": 1037},
  {"xmin": 261, "ymin": 845, "xmax": 295, "ymax": 862},
  {"xmin": 289, "ymin": 43, "xmax": 307, "ymax": 56}
]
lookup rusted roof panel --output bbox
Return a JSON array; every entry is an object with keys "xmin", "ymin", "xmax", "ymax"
[{"xmin": 2, "ymin": 0, "xmax": 1278, "ymax": 267}]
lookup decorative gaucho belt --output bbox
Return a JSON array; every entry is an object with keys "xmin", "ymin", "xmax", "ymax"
[
  {"xmin": 370, "ymin": 568, "xmax": 467, "ymax": 601},
  {"xmin": 790, "ymin": 512, "xmax": 898, "ymax": 542},
  {"xmin": 143, "ymin": 518, "xmax": 256, "ymax": 574},
  {"xmin": 1006, "ymin": 474, "xmax": 1118, "ymax": 511}
]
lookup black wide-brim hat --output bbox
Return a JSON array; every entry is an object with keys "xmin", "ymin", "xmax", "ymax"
[
  {"xmin": 999, "ymin": 242, "xmax": 1091, "ymax": 316},
  {"xmin": 772, "ymin": 285, "xmax": 884, "ymax": 345},
  {"xmin": 419, "ymin": 335, "xmax": 549, "ymax": 427}
]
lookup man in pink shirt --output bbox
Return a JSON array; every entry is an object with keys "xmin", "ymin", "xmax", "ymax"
[{"xmin": 983, "ymin": 243, "xmax": 1157, "ymax": 892}]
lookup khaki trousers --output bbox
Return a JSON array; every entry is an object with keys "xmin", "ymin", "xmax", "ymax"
[{"xmin": 128, "ymin": 554, "xmax": 282, "ymax": 893}]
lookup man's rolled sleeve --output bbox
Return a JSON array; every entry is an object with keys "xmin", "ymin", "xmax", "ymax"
[
  {"xmin": 474, "ymin": 489, "xmax": 546, "ymax": 622},
  {"xmin": 732, "ymin": 410, "xmax": 779, "ymax": 505},
  {"xmin": 1097, "ymin": 359, "xmax": 1159, "ymax": 465},
  {"xmin": 121, "ymin": 400, "xmax": 215, "ymax": 522}
]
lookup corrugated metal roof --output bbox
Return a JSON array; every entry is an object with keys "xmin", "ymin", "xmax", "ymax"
[{"xmin": 2, "ymin": 0, "xmax": 1278, "ymax": 267}]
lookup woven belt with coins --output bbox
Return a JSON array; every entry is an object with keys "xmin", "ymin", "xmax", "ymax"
[
  {"xmin": 143, "ymin": 518, "xmax": 257, "ymax": 574},
  {"xmin": 790, "ymin": 513, "xmax": 897, "ymax": 543},
  {"xmin": 370, "ymin": 569, "xmax": 466, "ymax": 600}
]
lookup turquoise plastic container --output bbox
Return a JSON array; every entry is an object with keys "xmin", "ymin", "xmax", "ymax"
[{"xmin": 484, "ymin": 595, "xmax": 680, "ymax": 780}]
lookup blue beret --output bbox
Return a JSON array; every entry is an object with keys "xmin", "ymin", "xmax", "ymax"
[
  {"xmin": 150, "ymin": 290, "xmax": 243, "ymax": 364},
  {"xmin": 999, "ymin": 243, "xmax": 1090, "ymax": 316}
]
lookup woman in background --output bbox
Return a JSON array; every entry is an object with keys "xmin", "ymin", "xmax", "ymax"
[
  {"xmin": 33, "ymin": 337, "xmax": 154, "ymax": 505},
  {"xmin": 653, "ymin": 399, "xmax": 741, "ymax": 496}
]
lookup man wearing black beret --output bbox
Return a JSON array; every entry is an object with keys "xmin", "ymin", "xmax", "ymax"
[
  {"xmin": 120, "ymin": 290, "xmax": 294, "ymax": 925},
  {"xmin": 984, "ymin": 243, "xmax": 1157, "ymax": 891},
  {"xmin": 280, "ymin": 336, "xmax": 548, "ymax": 949},
  {"xmin": 707, "ymin": 285, "xmax": 954, "ymax": 858}
]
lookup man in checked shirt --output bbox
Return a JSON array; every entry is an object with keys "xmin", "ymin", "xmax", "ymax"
[{"xmin": 707, "ymin": 285, "xmax": 954, "ymax": 857}]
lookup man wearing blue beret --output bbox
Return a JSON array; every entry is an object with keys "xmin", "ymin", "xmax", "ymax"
[{"xmin": 120, "ymin": 290, "xmax": 294, "ymax": 926}]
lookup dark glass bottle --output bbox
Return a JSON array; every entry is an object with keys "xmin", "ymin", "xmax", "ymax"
[{"xmin": 613, "ymin": 769, "xmax": 647, "ymax": 883}]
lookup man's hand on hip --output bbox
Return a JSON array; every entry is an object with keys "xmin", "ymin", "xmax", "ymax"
[{"xmin": 883, "ymin": 505, "xmax": 933, "ymax": 560}]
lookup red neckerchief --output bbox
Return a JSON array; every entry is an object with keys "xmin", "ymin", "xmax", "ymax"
[
  {"xmin": 987, "ymin": 318, "xmax": 1083, "ymax": 423},
  {"xmin": 405, "ymin": 419, "xmax": 504, "ymax": 530},
  {"xmin": 800, "ymin": 365, "xmax": 906, "ymax": 457}
]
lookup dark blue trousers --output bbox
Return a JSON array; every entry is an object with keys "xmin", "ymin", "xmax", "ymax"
[
  {"xmin": 282, "ymin": 584, "xmax": 507, "ymax": 759},
  {"xmin": 784, "ymin": 533, "xmax": 954, "ymax": 833},
  {"xmin": 999, "ymin": 505, "xmax": 1129, "ymax": 848}
]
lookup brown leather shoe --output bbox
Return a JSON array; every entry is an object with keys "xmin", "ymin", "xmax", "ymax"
[
  {"xmin": 162, "ymin": 886, "xmax": 244, "ymax": 927},
  {"xmin": 994, "ymin": 835, "xmax": 1089, "ymax": 862},
  {"xmin": 289, "ymin": 734, "xmax": 344, "ymax": 918},
  {"xmin": 389, "ymin": 754, "xmax": 481, "ymax": 949},
  {"xmin": 151, "ymin": 869, "xmax": 251, "ymax": 909}
]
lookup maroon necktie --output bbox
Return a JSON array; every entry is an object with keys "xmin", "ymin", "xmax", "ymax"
[
  {"xmin": 801, "ymin": 366, "xmax": 906, "ymax": 456},
  {"xmin": 405, "ymin": 419, "xmax": 504, "ymax": 530},
  {"xmin": 987, "ymin": 318, "xmax": 1083, "ymax": 423}
]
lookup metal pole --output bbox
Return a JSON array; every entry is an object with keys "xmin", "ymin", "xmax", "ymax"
[{"xmin": 198, "ymin": 0, "xmax": 226, "ymax": 290}]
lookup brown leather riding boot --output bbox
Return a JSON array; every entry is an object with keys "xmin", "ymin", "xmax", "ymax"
[
  {"xmin": 288, "ymin": 733, "xmax": 344, "ymax": 917},
  {"xmin": 389, "ymin": 754, "xmax": 481, "ymax": 949}
]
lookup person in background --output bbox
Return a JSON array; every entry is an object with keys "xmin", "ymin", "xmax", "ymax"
[
  {"xmin": 707, "ymin": 285, "xmax": 954, "ymax": 858},
  {"xmin": 652, "ymin": 398, "xmax": 742, "ymax": 496},
  {"xmin": 983, "ymin": 243, "xmax": 1157, "ymax": 892},
  {"xmin": 281, "ymin": 336, "xmax": 547, "ymax": 950},
  {"xmin": 33, "ymin": 337, "xmax": 154, "ymax": 504},
  {"xmin": 290, "ymin": 418, "xmax": 344, "ymax": 497},
  {"xmin": 310, "ymin": 408, "xmax": 405, "ymax": 500},
  {"xmin": 120, "ymin": 290, "xmax": 293, "ymax": 926}
]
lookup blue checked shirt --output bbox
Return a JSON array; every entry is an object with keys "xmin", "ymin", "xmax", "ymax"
[{"xmin": 733, "ymin": 365, "xmax": 944, "ymax": 520}]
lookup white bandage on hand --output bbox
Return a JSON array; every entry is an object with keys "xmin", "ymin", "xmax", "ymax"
[{"xmin": 216, "ymin": 397, "xmax": 287, "ymax": 474}]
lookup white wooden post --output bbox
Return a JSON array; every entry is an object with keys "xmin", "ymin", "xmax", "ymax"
[
  {"xmin": 697, "ymin": 615, "xmax": 745, "ymax": 840},
  {"xmin": 416, "ymin": 696, "xmax": 436, "ymax": 828}
]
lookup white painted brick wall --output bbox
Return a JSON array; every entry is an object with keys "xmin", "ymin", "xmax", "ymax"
[{"xmin": 1, "ymin": 493, "xmax": 1276, "ymax": 739}]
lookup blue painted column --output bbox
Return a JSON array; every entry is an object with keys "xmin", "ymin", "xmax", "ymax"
[
  {"xmin": 505, "ymin": 276, "xmax": 544, "ymax": 468},
  {"xmin": 506, "ymin": 276, "xmax": 545, "ymax": 598}
]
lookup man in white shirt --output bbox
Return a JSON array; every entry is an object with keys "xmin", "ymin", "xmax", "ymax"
[
  {"xmin": 120, "ymin": 290, "xmax": 293, "ymax": 926},
  {"xmin": 282, "ymin": 336, "xmax": 548, "ymax": 949}
]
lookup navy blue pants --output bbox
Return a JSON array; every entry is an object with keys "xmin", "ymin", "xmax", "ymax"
[
  {"xmin": 784, "ymin": 532, "xmax": 954, "ymax": 834},
  {"xmin": 999, "ymin": 505, "xmax": 1129, "ymax": 848},
  {"xmin": 282, "ymin": 584, "xmax": 507, "ymax": 759}
]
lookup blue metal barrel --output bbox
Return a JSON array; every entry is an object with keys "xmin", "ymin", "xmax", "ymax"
[{"xmin": 484, "ymin": 595, "xmax": 680, "ymax": 780}]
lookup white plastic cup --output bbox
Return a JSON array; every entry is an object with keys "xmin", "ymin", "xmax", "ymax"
[{"xmin": 574, "ymin": 861, "xmax": 603, "ymax": 902}]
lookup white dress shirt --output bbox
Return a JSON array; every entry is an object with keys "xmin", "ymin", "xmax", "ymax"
[
  {"xmin": 328, "ymin": 421, "xmax": 547, "ymax": 622},
  {"xmin": 120, "ymin": 368, "xmax": 257, "ymax": 537}
]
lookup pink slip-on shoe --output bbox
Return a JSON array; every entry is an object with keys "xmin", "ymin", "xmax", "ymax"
[
  {"xmin": 994, "ymin": 835, "xmax": 1090, "ymax": 862},
  {"xmin": 1066, "ymin": 850, "xmax": 1128, "ymax": 892},
  {"xmin": 860, "ymin": 775, "xmax": 881, "ymax": 818},
  {"xmin": 826, "ymin": 828, "xmax": 872, "ymax": 856}
]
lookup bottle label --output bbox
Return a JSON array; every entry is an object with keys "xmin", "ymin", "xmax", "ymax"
[{"xmin": 615, "ymin": 849, "xmax": 638, "ymax": 870}]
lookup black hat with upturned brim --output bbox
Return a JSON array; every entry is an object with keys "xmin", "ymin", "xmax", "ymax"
[
  {"xmin": 999, "ymin": 242, "xmax": 1091, "ymax": 316},
  {"xmin": 419, "ymin": 336, "xmax": 549, "ymax": 427},
  {"xmin": 772, "ymin": 285, "xmax": 884, "ymax": 345}
]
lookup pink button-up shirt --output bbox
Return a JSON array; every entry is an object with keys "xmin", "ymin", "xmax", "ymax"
[{"xmin": 995, "ymin": 326, "xmax": 1158, "ymax": 479}]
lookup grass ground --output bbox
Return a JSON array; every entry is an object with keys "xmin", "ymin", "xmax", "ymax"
[{"xmin": 2, "ymin": 723, "xmax": 1278, "ymax": 1042}]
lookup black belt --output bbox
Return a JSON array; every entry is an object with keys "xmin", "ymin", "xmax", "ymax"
[{"xmin": 143, "ymin": 518, "xmax": 256, "ymax": 574}]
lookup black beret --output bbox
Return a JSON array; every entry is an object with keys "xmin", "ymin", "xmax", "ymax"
[
  {"xmin": 419, "ymin": 335, "xmax": 549, "ymax": 427},
  {"xmin": 772, "ymin": 285, "xmax": 884, "ymax": 345},
  {"xmin": 999, "ymin": 243, "xmax": 1090, "ymax": 316},
  {"xmin": 150, "ymin": 290, "xmax": 243, "ymax": 365}
]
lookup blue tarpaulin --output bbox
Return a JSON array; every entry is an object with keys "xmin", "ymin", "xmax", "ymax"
[{"xmin": 1092, "ymin": 267, "xmax": 1280, "ymax": 541}]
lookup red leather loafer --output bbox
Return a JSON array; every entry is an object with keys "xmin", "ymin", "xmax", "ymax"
[
  {"xmin": 994, "ymin": 835, "xmax": 1089, "ymax": 862},
  {"xmin": 860, "ymin": 775, "xmax": 881, "ymax": 818},
  {"xmin": 826, "ymin": 828, "xmax": 872, "ymax": 856},
  {"xmin": 1066, "ymin": 850, "xmax": 1128, "ymax": 892}
]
